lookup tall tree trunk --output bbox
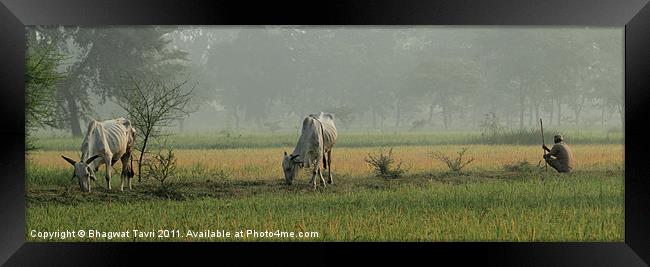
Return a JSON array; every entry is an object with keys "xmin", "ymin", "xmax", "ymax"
[
  {"xmin": 549, "ymin": 101, "xmax": 554, "ymax": 126},
  {"xmin": 508, "ymin": 110, "xmax": 513, "ymax": 128},
  {"xmin": 601, "ymin": 101, "xmax": 606, "ymax": 126},
  {"xmin": 178, "ymin": 118, "xmax": 185, "ymax": 132},
  {"xmin": 528, "ymin": 100, "xmax": 534, "ymax": 127},
  {"xmin": 137, "ymin": 132, "xmax": 150, "ymax": 182},
  {"xmin": 535, "ymin": 102, "xmax": 540, "ymax": 124},
  {"xmin": 65, "ymin": 89, "xmax": 82, "ymax": 137},
  {"xmin": 519, "ymin": 91, "xmax": 525, "ymax": 130},
  {"xmin": 557, "ymin": 100, "xmax": 562, "ymax": 127},
  {"xmin": 395, "ymin": 97, "xmax": 401, "ymax": 128},
  {"xmin": 371, "ymin": 108, "xmax": 377, "ymax": 129},
  {"xmin": 233, "ymin": 108, "xmax": 240, "ymax": 130},
  {"xmin": 445, "ymin": 112, "xmax": 452, "ymax": 129},
  {"xmin": 442, "ymin": 105, "xmax": 449, "ymax": 130},
  {"xmin": 428, "ymin": 104, "xmax": 434, "ymax": 123},
  {"xmin": 618, "ymin": 104, "xmax": 624, "ymax": 125},
  {"xmin": 471, "ymin": 105, "xmax": 477, "ymax": 128},
  {"xmin": 574, "ymin": 96, "xmax": 585, "ymax": 126}
]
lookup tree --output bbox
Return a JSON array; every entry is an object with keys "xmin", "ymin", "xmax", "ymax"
[
  {"xmin": 167, "ymin": 28, "xmax": 237, "ymax": 131},
  {"xmin": 25, "ymin": 29, "xmax": 67, "ymax": 151},
  {"xmin": 206, "ymin": 28, "xmax": 297, "ymax": 130},
  {"xmin": 328, "ymin": 105, "xmax": 356, "ymax": 129},
  {"xmin": 583, "ymin": 29, "xmax": 624, "ymax": 125},
  {"xmin": 408, "ymin": 57, "xmax": 480, "ymax": 129},
  {"xmin": 116, "ymin": 76, "xmax": 195, "ymax": 182},
  {"xmin": 51, "ymin": 26, "xmax": 189, "ymax": 137}
]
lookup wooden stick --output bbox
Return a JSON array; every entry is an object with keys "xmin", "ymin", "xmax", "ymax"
[{"xmin": 540, "ymin": 118, "xmax": 548, "ymax": 172}]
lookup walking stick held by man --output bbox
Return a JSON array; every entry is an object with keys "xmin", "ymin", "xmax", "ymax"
[{"xmin": 540, "ymin": 118, "xmax": 548, "ymax": 172}]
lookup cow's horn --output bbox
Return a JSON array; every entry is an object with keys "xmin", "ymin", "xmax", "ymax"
[
  {"xmin": 61, "ymin": 155, "xmax": 77, "ymax": 166},
  {"xmin": 85, "ymin": 155, "xmax": 100, "ymax": 165},
  {"xmin": 284, "ymin": 151, "xmax": 287, "ymax": 156},
  {"xmin": 290, "ymin": 154, "xmax": 300, "ymax": 160}
]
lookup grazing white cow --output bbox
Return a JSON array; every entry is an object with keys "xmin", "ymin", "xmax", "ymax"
[
  {"xmin": 283, "ymin": 112, "xmax": 337, "ymax": 188},
  {"xmin": 61, "ymin": 118, "xmax": 136, "ymax": 192}
]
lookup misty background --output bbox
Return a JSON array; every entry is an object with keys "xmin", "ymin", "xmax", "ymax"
[{"xmin": 28, "ymin": 26, "xmax": 623, "ymax": 136}]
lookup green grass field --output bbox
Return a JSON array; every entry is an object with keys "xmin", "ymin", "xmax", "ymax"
[
  {"xmin": 30, "ymin": 128, "xmax": 623, "ymax": 151},
  {"xmin": 26, "ymin": 132, "xmax": 624, "ymax": 242}
]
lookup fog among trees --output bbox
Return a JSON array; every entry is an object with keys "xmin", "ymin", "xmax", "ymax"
[{"xmin": 27, "ymin": 26, "xmax": 623, "ymax": 136}]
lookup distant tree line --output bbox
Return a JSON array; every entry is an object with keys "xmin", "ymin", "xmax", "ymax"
[
  {"xmin": 189, "ymin": 27, "xmax": 622, "ymax": 131},
  {"xmin": 27, "ymin": 27, "xmax": 623, "ymax": 136}
]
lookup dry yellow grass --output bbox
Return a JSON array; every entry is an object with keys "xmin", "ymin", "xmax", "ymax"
[{"xmin": 30, "ymin": 144, "xmax": 623, "ymax": 180}]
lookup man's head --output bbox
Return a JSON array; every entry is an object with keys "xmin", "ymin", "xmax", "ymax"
[
  {"xmin": 554, "ymin": 134, "xmax": 564, "ymax": 144},
  {"xmin": 61, "ymin": 155, "xmax": 100, "ymax": 192}
]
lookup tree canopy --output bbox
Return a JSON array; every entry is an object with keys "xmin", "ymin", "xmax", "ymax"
[{"xmin": 27, "ymin": 26, "xmax": 623, "ymax": 134}]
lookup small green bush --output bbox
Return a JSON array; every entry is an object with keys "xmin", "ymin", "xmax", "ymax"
[{"xmin": 365, "ymin": 148, "xmax": 407, "ymax": 179}]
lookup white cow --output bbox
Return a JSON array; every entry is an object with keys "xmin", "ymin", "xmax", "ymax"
[
  {"xmin": 61, "ymin": 118, "xmax": 136, "ymax": 192},
  {"xmin": 283, "ymin": 112, "xmax": 337, "ymax": 188}
]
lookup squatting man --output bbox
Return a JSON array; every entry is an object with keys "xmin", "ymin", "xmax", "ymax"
[{"xmin": 542, "ymin": 134, "xmax": 575, "ymax": 173}]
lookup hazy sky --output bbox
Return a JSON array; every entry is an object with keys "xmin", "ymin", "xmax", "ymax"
[{"xmin": 36, "ymin": 26, "xmax": 623, "ymax": 134}]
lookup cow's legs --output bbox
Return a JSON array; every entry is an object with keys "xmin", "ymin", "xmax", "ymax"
[
  {"xmin": 309, "ymin": 169, "xmax": 316, "ymax": 188},
  {"xmin": 327, "ymin": 150, "xmax": 333, "ymax": 184},
  {"xmin": 309, "ymin": 166, "xmax": 323, "ymax": 189},
  {"xmin": 104, "ymin": 156, "xmax": 112, "ymax": 190},
  {"xmin": 119, "ymin": 162, "xmax": 124, "ymax": 191},
  {"xmin": 120, "ymin": 154, "xmax": 132, "ymax": 191},
  {"xmin": 119, "ymin": 174, "xmax": 125, "ymax": 191},
  {"xmin": 318, "ymin": 167, "xmax": 326, "ymax": 187}
]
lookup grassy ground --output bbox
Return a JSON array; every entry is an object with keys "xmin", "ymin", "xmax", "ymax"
[
  {"xmin": 27, "ymin": 171, "xmax": 622, "ymax": 241},
  {"xmin": 31, "ymin": 129, "xmax": 623, "ymax": 151},
  {"xmin": 26, "ymin": 140, "xmax": 624, "ymax": 241}
]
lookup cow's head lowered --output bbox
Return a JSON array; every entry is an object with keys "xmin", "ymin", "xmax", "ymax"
[
  {"xmin": 282, "ymin": 152, "xmax": 302, "ymax": 185},
  {"xmin": 61, "ymin": 155, "xmax": 100, "ymax": 192}
]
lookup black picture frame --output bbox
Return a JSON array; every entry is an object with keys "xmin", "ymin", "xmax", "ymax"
[{"xmin": 1, "ymin": 0, "xmax": 649, "ymax": 265}]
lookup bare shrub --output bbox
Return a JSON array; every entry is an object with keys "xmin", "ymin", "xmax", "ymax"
[
  {"xmin": 431, "ymin": 147, "xmax": 475, "ymax": 173},
  {"xmin": 365, "ymin": 148, "xmax": 407, "ymax": 179},
  {"xmin": 142, "ymin": 145, "xmax": 188, "ymax": 199},
  {"xmin": 143, "ymin": 145, "xmax": 178, "ymax": 188},
  {"xmin": 116, "ymin": 76, "xmax": 195, "ymax": 182}
]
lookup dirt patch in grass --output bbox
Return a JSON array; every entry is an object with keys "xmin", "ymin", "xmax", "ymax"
[{"xmin": 27, "ymin": 170, "xmax": 599, "ymax": 206}]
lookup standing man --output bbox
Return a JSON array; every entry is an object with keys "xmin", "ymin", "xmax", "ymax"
[{"xmin": 542, "ymin": 134, "xmax": 574, "ymax": 173}]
